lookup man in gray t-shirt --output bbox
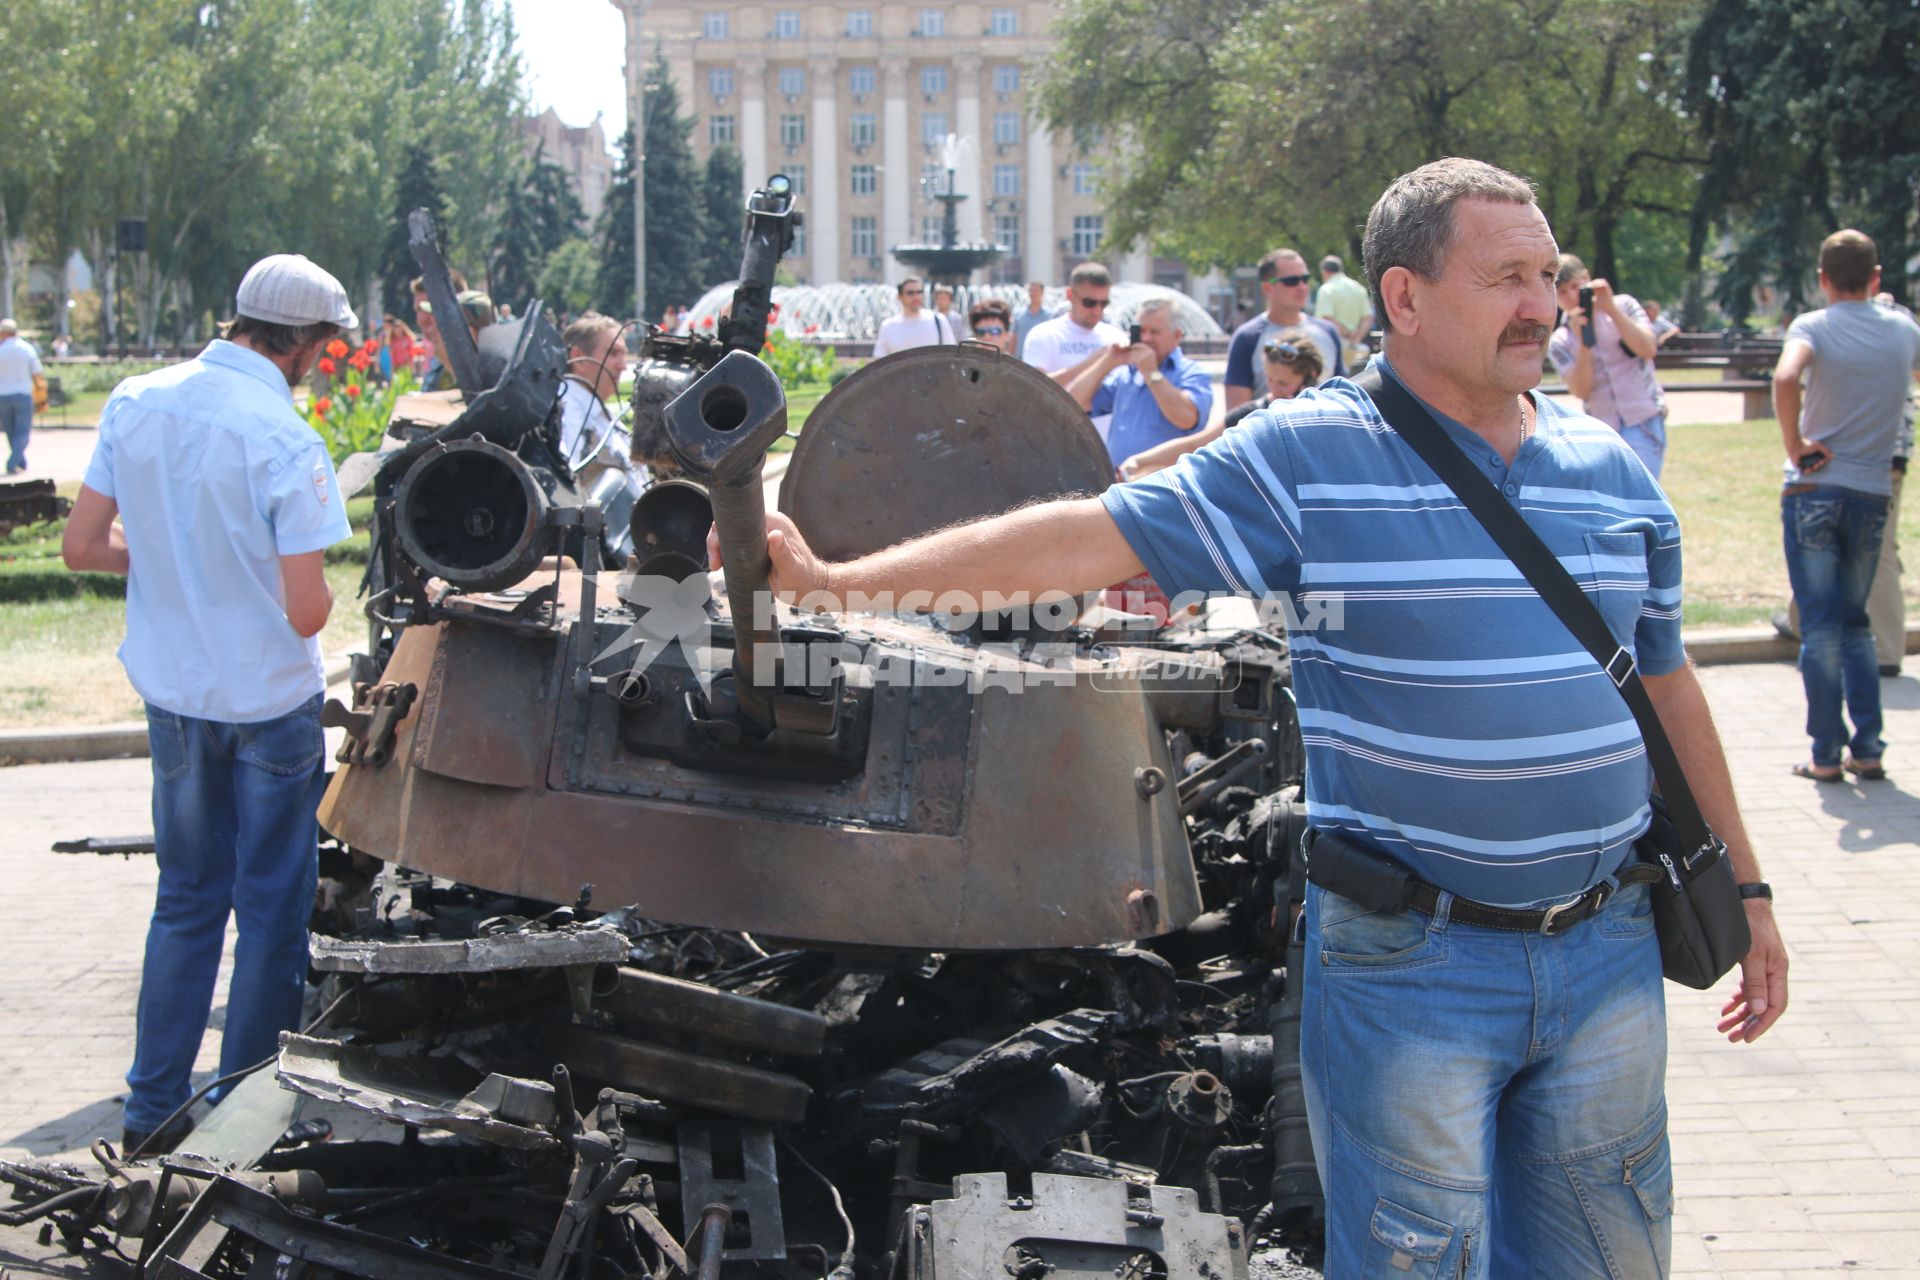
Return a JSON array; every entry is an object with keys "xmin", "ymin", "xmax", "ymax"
[{"xmin": 1774, "ymin": 229, "xmax": 1920, "ymax": 781}]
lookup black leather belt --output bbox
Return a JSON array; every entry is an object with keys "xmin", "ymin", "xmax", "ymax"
[{"xmin": 1304, "ymin": 828, "xmax": 1632, "ymax": 937}]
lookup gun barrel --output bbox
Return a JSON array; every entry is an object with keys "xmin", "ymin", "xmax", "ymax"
[{"xmin": 661, "ymin": 352, "xmax": 789, "ymax": 725}]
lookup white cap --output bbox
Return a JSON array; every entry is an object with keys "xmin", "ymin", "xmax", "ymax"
[{"xmin": 235, "ymin": 254, "xmax": 358, "ymax": 329}]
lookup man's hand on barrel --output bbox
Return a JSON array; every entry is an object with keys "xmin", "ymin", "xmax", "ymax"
[{"xmin": 708, "ymin": 511, "xmax": 830, "ymax": 604}]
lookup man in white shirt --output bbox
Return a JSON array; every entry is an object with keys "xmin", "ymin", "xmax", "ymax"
[
  {"xmin": 1022, "ymin": 262, "xmax": 1127, "ymax": 384},
  {"xmin": 871, "ymin": 277, "xmax": 956, "ymax": 357},
  {"xmin": 558, "ymin": 313, "xmax": 641, "ymax": 557},
  {"xmin": 0, "ymin": 318, "xmax": 44, "ymax": 475}
]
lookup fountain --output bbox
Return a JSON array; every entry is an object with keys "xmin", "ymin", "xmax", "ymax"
[{"xmin": 889, "ymin": 135, "xmax": 1008, "ymax": 285}]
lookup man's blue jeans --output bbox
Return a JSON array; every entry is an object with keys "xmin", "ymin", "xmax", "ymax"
[
  {"xmin": 124, "ymin": 695, "xmax": 324, "ymax": 1133},
  {"xmin": 0, "ymin": 392, "xmax": 31, "ymax": 472},
  {"xmin": 1618, "ymin": 411, "xmax": 1667, "ymax": 480},
  {"xmin": 1782, "ymin": 486, "xmax": 1888, "ymax": 768},
  {"xmin": 1301, "ymin": 880, "xmax": 1670, "ymax": 1277}
]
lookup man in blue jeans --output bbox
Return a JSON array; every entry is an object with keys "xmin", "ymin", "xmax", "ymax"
[
  {"xmin": 1773, "ymin": 229, "xmax": 1920, "ymax": 783},
  {"xmin": 62, "ymin": 254, "xmax": 356, "ymax": 1153},
  {"xmin": 721, "ymin": 158, "xmax": 1789, "ymax": 1275}
]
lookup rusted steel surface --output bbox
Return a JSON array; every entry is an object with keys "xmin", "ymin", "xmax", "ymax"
[{"xmin": 778, "ymin": 343, "xmax": 1115, "ymax": 561}]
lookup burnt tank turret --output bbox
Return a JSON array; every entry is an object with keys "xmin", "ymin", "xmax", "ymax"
[{"xmin": 3, "ymin": 178, "xmax": 1325, "ymax": 1280}]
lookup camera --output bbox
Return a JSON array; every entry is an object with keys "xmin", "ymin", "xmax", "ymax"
[
  {"xmin": 1577, "ymin": 285, "xmax": 1596, "ymax": 347},
  {"xmin": 1129, "ymin": 323, "xmax": 1142, "ymax": 345}
]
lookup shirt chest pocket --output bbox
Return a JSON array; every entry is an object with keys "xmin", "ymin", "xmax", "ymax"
[{"xmin": 1582, "ymin": 530, "xmax": 1651, "ymax": 646}]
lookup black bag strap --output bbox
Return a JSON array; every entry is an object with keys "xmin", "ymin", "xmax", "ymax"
[{"xmin": 1352, "ymin": 364, "xmax": 1717, "ymax": 864}]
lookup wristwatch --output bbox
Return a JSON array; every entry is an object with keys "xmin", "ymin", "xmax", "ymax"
[
  {"xmin": 1146, "ymin": 371, "xmax": 1166, "ymax": 385},
  {"xmin": 1737, "ymin": 882, "xmax": 1773, "ymax": 901}
]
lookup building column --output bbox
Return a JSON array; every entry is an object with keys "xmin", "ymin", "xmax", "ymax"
[
  {"xmin": 1025, "ymin": 123, "xmax": 1055, "ymax": 284},
  {"xmin": 808, "ymin": 53, "xmax": 840, "ymax": 283},
  {"xmin": 1121, "ymin": 246, "xmax": 1152, "ymax": 284},
  {"xmin": 881, "ymin": 55, "xmax": 911, "ymax": 284},
  {"xmin": 738, "ymin": 54, "xmax": 768, "ymax": 202},
  {"xmin": 954, "ymin": 55, "xmax": 984, "ymax": 270}
]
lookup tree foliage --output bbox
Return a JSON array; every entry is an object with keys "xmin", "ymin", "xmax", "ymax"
[
  {"xmin": 701, "ymin": 146, "xmax": 747, "ymax": 288},
  {"xmin": 1038, "ymin": 0, "xmax": 1702, "ymax": 292},
  {"xmin": 9, "ymin": 0, "xmax": 527, "ymax": 345},
  {"xmin": 1684, "ymin": 0, "xmax": 1920, "ymax": 319},
  {"xmin": 595, "ymin": 55, "xmax": 720, "ymax": 322}
]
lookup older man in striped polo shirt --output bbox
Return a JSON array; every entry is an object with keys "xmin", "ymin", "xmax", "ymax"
[{"xmin": 734, "ymin": 158, "xmax": 1787, "ymax": 1277}]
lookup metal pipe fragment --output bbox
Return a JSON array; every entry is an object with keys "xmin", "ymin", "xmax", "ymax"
[{"xmin": 693, "ymin": 1203, "xmax": 733, "ymax": 1280}]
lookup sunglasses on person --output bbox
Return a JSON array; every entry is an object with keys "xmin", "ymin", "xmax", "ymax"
[
  {"xmin": 902, "ymin": 288, "xmax": 924, "ymax": 296},
  {"xmin": 973, "ymin": 324, "xmax": 1007, "ymax": 336},
  {"xmin": 1262, "ymin": 273, "xmax": 1312, "ymax": 287},
  {"xmin": 1262, "ymin": 341, "xmax": 1305, "ymax": 360},
  {"xmin": 1075, "ymin": 296, "xmax": 1111, "ymax": 309}
]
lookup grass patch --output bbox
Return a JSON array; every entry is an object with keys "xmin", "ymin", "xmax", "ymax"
[{"xmin": 1664, "ymin": 418, "xmax": 1919, "ymax": 626}]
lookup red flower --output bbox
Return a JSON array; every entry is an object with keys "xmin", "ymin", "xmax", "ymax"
[
  {"xmin": 701, "ymin": 315, "xmax": 714, "ymax": 328},
  {"xmin": 362, "ymin": 339, "xmax": 379, "ymax": 356},
  {"xmin": 326, "ymin": 338, "xmax": 349, "ymax": 359},
  {"xmin": 312, "ymin": 396, "xmax": 332, "ymax": 415},
  {"xmin": 344, "ymin": 384, "xmax": 362, "ymax": 399},
  {"xmin": 348, "ymin": 351, "xmax": 370, "ymax": 371},
  {"xmin": 805, "ymin": 323, "xmax": 819, "ymax": 334},
  {"xmin": 318, "ymin": 357, "xmax": 336, "ymax": 375}
]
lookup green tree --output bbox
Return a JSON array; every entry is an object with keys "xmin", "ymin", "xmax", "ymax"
[
  {"xmin": 701, "ymin": 145, "xmax": 746, "ymax": 287},
  {"xmin": 538, "ymin": 236, "xmax": 600, "ymax": 316},
  {"xmin": 594, "ymin": 129, "xmax": 638, "ymax": 319},
  {"xmin": 1035, "ymin": 0, "xmax": 1704, "ymax": 284},
  {"xmin": 381, "ymin": 145, "xmax": 449, "ymax": 318},
  {"xmin": 638, "ymin": 55, "xmax": 710, "ymax": 315},
  {"xmin": 1684, "ymin": 0, "xmax": 1920, "ymax": 319}
]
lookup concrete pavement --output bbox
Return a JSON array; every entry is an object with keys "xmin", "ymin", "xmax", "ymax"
[{"xmin": 1, "ymin": 661, "xmax": 1918, "ymax": 1274}]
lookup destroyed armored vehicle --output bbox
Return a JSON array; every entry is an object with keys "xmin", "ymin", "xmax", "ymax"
[{"xmin": 4, "ymin": 180, "xmax": 1323, "ymax": 1279}]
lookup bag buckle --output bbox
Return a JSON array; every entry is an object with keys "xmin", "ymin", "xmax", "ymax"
[{"xmin": 1604, "ymin": 647, "xmax": 1637, "ymax": 687}]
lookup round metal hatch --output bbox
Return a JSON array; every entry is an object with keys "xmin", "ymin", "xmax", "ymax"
[{"xmin": 778, "ymin": 343, "xmax": 1113, "ymax": 561}]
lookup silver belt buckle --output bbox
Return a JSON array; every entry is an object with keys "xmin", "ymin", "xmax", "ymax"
[{"xmin": 1538, "ymin": 898, "xmax": 1579, "ymax": 936}]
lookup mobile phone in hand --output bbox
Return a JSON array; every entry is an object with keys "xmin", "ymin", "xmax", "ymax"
[
  {"xmin": 1129, "ymin": 323, "xmax": 1142, "ymax": 345},
  {"xmin": 1798, "ymin": 451, "xmax": 1828, "ymax": 473},
  {"xmin": 1577, "ymin": 286, "xmax": 1596, "ymax": 347}
]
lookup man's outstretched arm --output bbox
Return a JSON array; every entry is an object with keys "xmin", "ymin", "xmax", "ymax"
[
  {"xmin": 1642, "ymin": 663, "xmax": 1788, "ymax": 1044},
  {"xmin": 711, "ymin": 497, "xmax": 1146, "ymax": 607}
]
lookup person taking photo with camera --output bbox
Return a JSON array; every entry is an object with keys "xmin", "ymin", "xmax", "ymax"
[{"xmin": 1549, "ymin": 254, "xmax": 1667, "ymax": 477}]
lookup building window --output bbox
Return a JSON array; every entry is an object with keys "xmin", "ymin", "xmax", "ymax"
[
  {"xmin": 921, "ymin": 65, "xmax": 947, "ymax": 96},
  {"xmin": 787, "ymin": 164, "xmax": 806, "ymax": 195},
  {"xmin": 851, "ymin": 216, "xmax": 878, "ymax": 258},
  {"xmin": 702, "ymin": 11, "xmax": 728, "ymax": 38},
  {"xmin": 1072, "ymin": 214, "xmax": 1103, "ymax": 256},
  {"xmin": 993, "ymin": 163, "xmax": 1019, "ymax": 196},
  {"xmin": 710, "ymin": 114, "xmax": 736, "ymax": 145},
  {"xmin": 918, "ymin": 9, "xmax": 944, "ymax": 36},
  {"xmin": 990, "ymin": 7, "xmax": 1018, "ymax": 35},
  {"xmin": 708, "ymin": 67, "xmax": 734, "ymax": 98},
  {"xmin": 922, "ymin": 215, "xmax": 944, "ymax": 243},
  {"xmin": 921, "ymin": 112, "xmax": 947, "ymax": 146},
  {"xmin": 993, "ymin": 111, "xmax": 1020, "ymax": 145},
  {"xmin": 780, "ymin": 113, "xmax": 807, "ymax": 146},
  {"xmin": 777, "ymin": 67, "xmax": 805, "ymax": 97},
  {"xmin": 994, "ymin": 213, "xmax": 1020, "ymax": 246},
  {"xmin": 849, "ymin": 112, "xmax": 877, "ymax": 146},
  {"xmin": 848, "ymin": 64, "xmax": 876, "ymax": 95},
  {"xmin": 1071, "ymin": 163, "xmax": 1101, "ymax": 195},
  {"xmin": 775, "ymin": 10, "xmax": 802, "ymax": 37},
  {"xmin": 993, "ymin": 65, "xmax": 1020, "ymax": 94},
  {"xmin": 846, "ymin": 8, "xmax": 872, "ymax": 36},
  {"xmin": 851, "ymin": 164, "xmax": 877, "ymax": 195},
  {"xmin": 920, "ymin": 163, "xmax": 943, "ymax": 196}
]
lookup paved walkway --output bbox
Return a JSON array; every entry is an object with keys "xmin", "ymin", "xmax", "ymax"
[{"xmin": 1, "ymin": 663, "xmax": 1918, "ymax": 1275}]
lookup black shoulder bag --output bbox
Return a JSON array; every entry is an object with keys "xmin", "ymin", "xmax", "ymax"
[{"xmin": 1354, "ymin": 366, "xmax": 1750, "ymax": 989}]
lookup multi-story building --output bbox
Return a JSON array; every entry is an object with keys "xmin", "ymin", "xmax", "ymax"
[
  {"xmin": 610, "ymin": 0, "xmax": 1219, "ymax": 296},
  {"xmin": 522, "ymin": 108, "xmax": 617, "ymax": 227}
]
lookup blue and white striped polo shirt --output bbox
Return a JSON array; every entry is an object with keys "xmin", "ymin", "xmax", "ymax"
[{"xmin": 1101, "ymin": 357, "xmax": 1685, "ymax": 906}]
